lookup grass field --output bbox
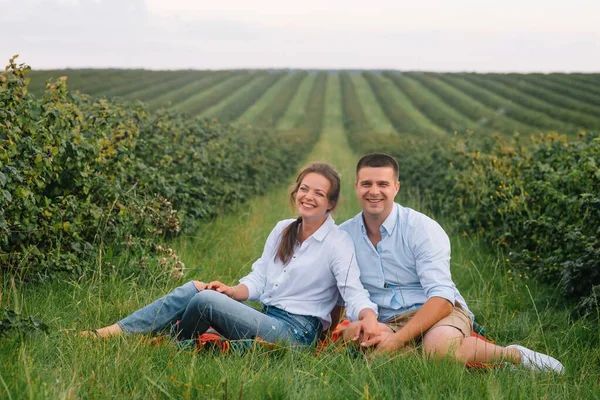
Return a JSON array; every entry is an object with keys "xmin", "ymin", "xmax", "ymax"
[{"xmin": 1, "ymin": 69, "xmax": 600, "ymax": 398}]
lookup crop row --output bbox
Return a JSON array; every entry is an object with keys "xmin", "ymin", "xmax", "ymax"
[
  {"xmin": 173, "ymin": 72, "xmax": 257, "ymax": 117},
  {"xmin": 415, "ymin": 73, "xmax": 532, "ymax": 134},
  {"xmin": 27, "ymin": 69, "xmax": 600, "ymax": 139},
  {"xmin": 524, "ymin": 74, "xmax": 600, "ymax": 106},
  {"xmin": 439, "ymin": 75, "xmax": 578, "ymax": 133},
  {"xmin": 252, "ymin": 72, "xmax": 308, "ymax": 128},
  {"xmin": 458, "ymin": 74, "xmax": 600, "ymax": 131},
  {"xmin": 383, "ymin": 72, "xmax": 480, "ymax": 135},
  {"xmin": 146, "ymin": 71, "xmax": 237, "ymax": 110},
  {"xmin": 362, "ymin": 72, "xmax": 440, "ymax": 137},
  {"xmin": 483, "ymin": 74, "xmax": 600, "ymax": 119},
  {"xmin": 205, "ymin": 72, "xmax": 284, "ymax": 122}
]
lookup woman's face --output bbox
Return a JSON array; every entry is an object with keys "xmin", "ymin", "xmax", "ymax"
[{"xmin": 295, "ymin": 172, "xmax": 332, "ymax": 220}]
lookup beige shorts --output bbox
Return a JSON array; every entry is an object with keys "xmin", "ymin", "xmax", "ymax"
[{"xmin": 384, "ymin": 306, "xmax": 473, "ymax": 339}]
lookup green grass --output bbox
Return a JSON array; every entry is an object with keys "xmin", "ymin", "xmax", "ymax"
[{"xmin": 2, "ymin": 70, "xmax": 599, "ymax": 399}]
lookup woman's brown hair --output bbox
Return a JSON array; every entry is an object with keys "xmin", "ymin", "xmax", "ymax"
[{"xmin": 275, "ymin": 162, "xmax": 341, "ymax": 265}]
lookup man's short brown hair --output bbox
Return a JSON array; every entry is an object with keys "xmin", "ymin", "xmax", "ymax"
[{"xmin": 356, "ymin": 153, "xmax": 399, "ymax": 180}]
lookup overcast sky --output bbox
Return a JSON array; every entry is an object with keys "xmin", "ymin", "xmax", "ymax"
[{"xmin": 2, "ymin": 0, "xmax": 599, "ymax": 72}]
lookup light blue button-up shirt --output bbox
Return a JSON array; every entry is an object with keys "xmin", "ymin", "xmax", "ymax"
[
  {"xmin": 240, "ymin": 215, "xmax": 378, "ymax": 329},
  {"xmin": 340, "ymin": 203, "xmax": 473, "ymax": 323}
]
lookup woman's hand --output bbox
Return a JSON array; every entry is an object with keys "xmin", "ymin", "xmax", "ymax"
[
  {"xmin": 207, "ymin": 281, "xmax": 236, "ymax": 298},
  {"xmin": 193, "ymin": 281, "xmax": 208, "ymax": 291}
]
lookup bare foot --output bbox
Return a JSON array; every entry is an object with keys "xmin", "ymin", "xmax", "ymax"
[{"xmin": 93, "ymin": 324, "xmax": 124, "ymax": 338}]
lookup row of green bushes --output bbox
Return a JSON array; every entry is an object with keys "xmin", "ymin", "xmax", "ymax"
[
  {"xmin": 522, "ymin": 74, "xmax": 600, "ymax": 107},
  {"xmin": 253, "ymin": 72, "xmax": 308, "ymax": 128},
  {"xmin": 213, "ymin": 72, "xmax": 284, "ymax": 122},
  {"xmin": 401, "ymin": 132, "xmax": 599, "ymax": 315},
  {"xmin": 383, "ymin": 72, "xmax": 476, "ymax": 135},
  {"xmin": 341, "ymin": 72, "xmax": 600, "ymax": 316},
  {"xmin": 438, "ymin": 75, "xmax": 572, "ymax": 134},
  {"xmin": 362, "ymin": 72, "xmax": 434, "ymax": 136},
  {"xmin": 486, "ymin": 74, "xmax": 600, "ymax": 117},
  {"xmin": 176, "ymin": 72, "xmax": 255, "ymax": 117},
  {"xmin": 147, "ymin": 71, "xmax": 235, "ymax": 110},
  {"xmin": 457, "ymin": 73, "xmax": 600, "ymax": 131},
  {"xmin": 407, "ymin": 73, "xmax": 532, "ymax": 135},
  {"xmin": 0, "ymin": 57, "xmax": 309, "ymax": 281}
]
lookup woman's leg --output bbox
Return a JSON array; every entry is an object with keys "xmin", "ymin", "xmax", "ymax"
[
  {"xmin": 93, "ymin": 281, "xmax": 203, "ymax": 337},
  {"xmin": 177, "ymin": 290, "xmax": 298, "ymax": 344}
]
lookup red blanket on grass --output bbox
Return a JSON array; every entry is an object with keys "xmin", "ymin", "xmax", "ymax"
[{"xmin": 168, "ymin": 319, "xmax": 498, "ymax": 370}]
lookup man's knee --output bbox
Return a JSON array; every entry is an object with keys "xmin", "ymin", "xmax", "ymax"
[{"xmin": 422, "ymin": 326, "xmax": 464, "ymax": 359}]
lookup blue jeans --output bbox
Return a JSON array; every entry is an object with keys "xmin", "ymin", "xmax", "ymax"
[{"xmin": 117, "ymin": 281, "xmax": 322, "ymax": 346}]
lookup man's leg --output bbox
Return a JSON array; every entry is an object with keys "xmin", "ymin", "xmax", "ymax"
[
  {"xmin": 421, "ymin": 325, "xmax": 516, "ymax": 363},
  {"xmin": 422, "ymin": 325, "xmax": 564, "ymax": 373}
]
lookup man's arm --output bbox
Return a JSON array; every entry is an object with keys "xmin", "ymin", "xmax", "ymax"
[{"xmin": 361, "ymin": 297, "xmax": 452, "ymax": 351}]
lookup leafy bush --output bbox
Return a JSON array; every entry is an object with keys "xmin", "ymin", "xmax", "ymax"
[
  {"xmin": 0, "ymin": 57, "xmax": 306, "ymax": 281},
  {"xmin": 393, "ymin": 132, "xmax": 600, "ymax": 316}
]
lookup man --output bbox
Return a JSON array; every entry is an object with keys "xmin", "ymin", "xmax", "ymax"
[{"xmin": 339, "ymin": 153, "xmax": 563, "ymax": 373}]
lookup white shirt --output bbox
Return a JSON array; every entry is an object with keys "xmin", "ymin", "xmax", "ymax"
[{"xmin": 240, "ymin": 215, "xmax": 377, "ymax": 329}]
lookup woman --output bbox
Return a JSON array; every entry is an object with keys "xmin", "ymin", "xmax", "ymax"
[{"xmin": 86, "ymin": 162, "xmax": 379, "ymax": 347}]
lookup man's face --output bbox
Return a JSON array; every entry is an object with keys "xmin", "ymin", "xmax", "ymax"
[{"xmin": 355, "ymin": 166, "xmax": 400, "ymax": 221}]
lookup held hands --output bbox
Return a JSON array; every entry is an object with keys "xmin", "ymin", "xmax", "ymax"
[
  {"xmin": 344, "ymin": 311, "xmax": 381, "ymax": 345},
  {"xmin": 361, "ymin": 331, "xmax": 408, "ymax": 353}
]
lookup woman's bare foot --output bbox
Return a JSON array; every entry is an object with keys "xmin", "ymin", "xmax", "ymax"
[{"xmin": 91, "ymin": 323, "xmax": 124, "ymax": 338}]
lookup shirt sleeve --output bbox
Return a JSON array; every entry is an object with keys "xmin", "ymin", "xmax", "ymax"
[
  {"xmin": 330, "ymin": 233, "xmax": 378, "ymax": 321},
  {"xmin": 411, "ymin": 216, "xmax": 456, "ymax": 305},
  {"xmin": 239, "ymin": 221, "xmax": 283, "ymax": 301}
]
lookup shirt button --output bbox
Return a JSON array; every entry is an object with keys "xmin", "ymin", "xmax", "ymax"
[{"xmin": 283, "ymin": 269, "xmax": 287, "ymax": 273}]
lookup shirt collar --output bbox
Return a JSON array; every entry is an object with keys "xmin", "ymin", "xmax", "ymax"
[
  {"xmin": 359, "ymin": 203, "xmax": 398, "ymax": 236},
  {"xmin": 310, "ymin": 214, "xmax": 335, "ymax": 242},
  {"xmin": 381, "ymin": 203, "xmax": 398, "ymax": 236}
]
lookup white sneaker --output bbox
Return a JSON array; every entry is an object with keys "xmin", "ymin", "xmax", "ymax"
[{"xmin": 506, "ymin": 344, "xmax": 564, "ymax": 374}]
